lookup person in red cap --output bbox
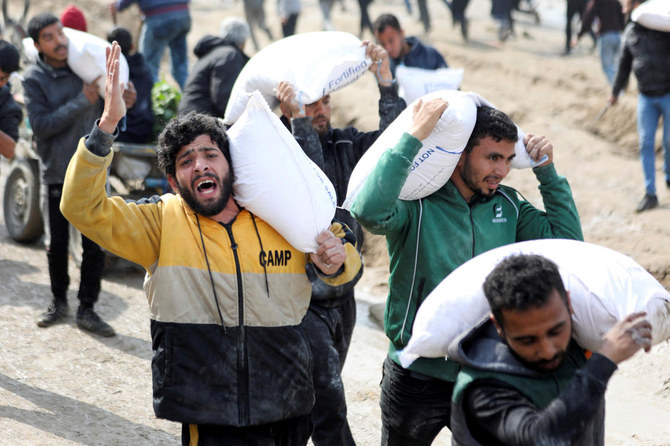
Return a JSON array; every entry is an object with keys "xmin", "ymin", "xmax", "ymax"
[{"xmin": 60, "ymin": 5, "xmax": 87, "ymax": 32}]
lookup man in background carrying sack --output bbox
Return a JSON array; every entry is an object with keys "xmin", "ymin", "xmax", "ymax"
[{"xmin": 275, "ymin": 41, "xmax": 405, "ymax": 446}]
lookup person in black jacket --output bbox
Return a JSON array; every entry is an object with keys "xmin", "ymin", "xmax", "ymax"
[
  {"xmin": 450, "ymin": 254, "xmax": 652, "ymax": 446},
  {"xmin": 276, "ymin": 42, "xmax": 405, "ymax": 446},
  {"xmin": 0, "ymin": 39, "xmax": 22, "ymax": 160},
  {"xmin": 177, "ymin": 17, "xmax": 250, "ymax": 118},
  {"xmin": 107, "ymin": 26, "xmax": 155, "ymax": 144},
  {"xmin": 609, "ymin": 0, "xmax": 670, "ymax": 213}
]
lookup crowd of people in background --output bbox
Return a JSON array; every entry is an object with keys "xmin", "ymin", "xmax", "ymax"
[{"xmin": 0, "ymin": 0, "xmax": 668, "ymax": 445}]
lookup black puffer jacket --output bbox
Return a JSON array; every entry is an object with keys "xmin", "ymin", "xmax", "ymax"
[
  {"xmin": 612, "ymin": 21, "xmax": 670, "ymax": 97},
  {"xmin": 178, "ymin": 35, "xmax": 249, "ymax": 118},
  {"xmin": 282, "ymin": 83, "xmax": 406, "ymax": 306}
]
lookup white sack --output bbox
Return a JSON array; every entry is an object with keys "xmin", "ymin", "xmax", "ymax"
[
  {"xmin": 631, "ymin": 0, "xmax": 670, "ymax": 32},
  {"xmin": 398, "ymin": 239, "xmax": 670, "ymax": 368},
  {"xmin": 227, "ymin": 91, "xmax": 337, "ymax": 253},
  {"xmin": 343, "ymin": 89, "xmax": 478, "ymax": 208},
  {"xmin": 395, "ymin": 65, "xmax": 464, "ymax": 104},
  {"xmin": 469, "ymin": 92, "xmax": 543, "ymax": 169},
  {"xmin": 224, "ymin": 31, "xmax": 370, "ymax": 126},
  {"xmin": 22, "ymin": 27, "xmax": 129, "ymax": 97},
  {"xmin": 342, "ymin": 91, "xmax": 545, "ymax": 208}
]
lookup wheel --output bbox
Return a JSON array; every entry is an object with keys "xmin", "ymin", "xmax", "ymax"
[{"xmin": 3, "ymin": 158, "xmax": 43, "ymax": 242}]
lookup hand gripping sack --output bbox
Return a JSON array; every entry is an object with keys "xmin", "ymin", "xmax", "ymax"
[
  {"xmin": 224, "ymin": 31, "xmax": 371, "ymax": 125},
  {"xmin": 343, "ymin": 89, "xmax": 478, "ymax": 208},
  {"xmin": 22, "ymin": 27, "xmax": 129, "ymax": 97},
  {"xmin": 395, "ymin": 65, "xmax": 465, "ymax": 104},
  {"xmin": 227, "ymin": 91, "xmax": 337, "ymax": 253},
  {"xmin": 631, "ymin": 0, "xmax": 670, "ymax": 32},
  {"xmin": 398, "ymin": 239, "xmax": 670, "ymax": 368}
]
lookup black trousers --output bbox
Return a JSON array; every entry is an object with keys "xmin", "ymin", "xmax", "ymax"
[
  {"xmin": 181, "ymin": 414, "xmax": 311, "ymax": 446},
  {"xmin": 379, "ymin": 356, "xmax": 455, "ymax": 446},
  {"xmin": 46, "ymin": 183, "xmax": 104, "ymax": 306},
  {"xmin": 302, "ymin": 297, "xmax": 357, "ymax": 446}
]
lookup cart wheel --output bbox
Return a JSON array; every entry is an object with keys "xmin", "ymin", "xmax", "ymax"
[{"xmin": 3, "ymin": 159, "xmax": 43, "ymax": 242}]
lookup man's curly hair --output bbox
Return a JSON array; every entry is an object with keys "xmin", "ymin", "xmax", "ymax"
[
  {"xmin": 464, "ymin": 106, "xmax": 518, "ymax": 153},
  {"xmin": 156, "ymin": 111, "xmax": 232, "ymax": 178}
]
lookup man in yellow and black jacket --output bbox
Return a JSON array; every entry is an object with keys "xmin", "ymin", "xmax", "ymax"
[{"xmin": 61, "ymin": 43, "xmax": 362, "ymax": 445}]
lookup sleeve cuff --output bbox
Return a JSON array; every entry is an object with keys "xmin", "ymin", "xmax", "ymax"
[
  {"xmin": 379, "ymin": 82, "xmax": 400, "ymax": 99},
  {"xmin": 583, "ymin": 352, "xmax": 618, "ymax": 384},
  {"xmin": 532, "ymin": 162, "xmax": 558, "ymax": 183},
  {"xmin": 84, "ymin": 120, "xmax": 119, "ymax": 156},
  {"xmin": 291, "ymin": 116, "xmax": 314, "ymax": 134}
]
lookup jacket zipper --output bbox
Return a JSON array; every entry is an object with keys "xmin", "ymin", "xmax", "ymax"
[
  {"xmin": 469, "ymin": 206, "xmax": 476, "ymax": 258},
  {"xmin": 224, "ymin": 223, "xmax": 250, "ymax": 426}
]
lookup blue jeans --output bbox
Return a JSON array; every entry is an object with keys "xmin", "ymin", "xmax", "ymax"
[
  {"xmin": 599, "ymin": 31, "xmax": 621, "ymax": 86},
  {"xmin": 637, "ymin": 91, "xmax": 670, "ymax": 195},
  {"xmin": 139, "ymin": 10, "xmax": 191, "ymax": 89}
]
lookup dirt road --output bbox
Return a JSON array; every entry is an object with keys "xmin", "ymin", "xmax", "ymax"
[{"xmin": 1, "ymin": 0, "xmax": 670, "ymax": 444}]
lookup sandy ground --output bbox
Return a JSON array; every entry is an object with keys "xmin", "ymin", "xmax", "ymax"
[{"xmin": 1, "ymin": 0, "xmax": 670, "ymax": 444}]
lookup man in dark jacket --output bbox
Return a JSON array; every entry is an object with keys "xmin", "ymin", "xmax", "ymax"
[
  {"xmin": 373, "ymin": 13, "xmax": 447, "ymax": 77},
  {"xmin": 609, "ymin": 0, "xmax": 670, "ymax": 213},
  {"xmin": 107, "ymin": 26, "xmax": 155, "ymax": 144},
  {"xmin": 450, "ymin": 254, "xmax": 652, "ymax": 446},
  {"xmin": 178, "ymin": 17, "xmax": 250, "ymax": 118},
  {"xmin": 276, "ymin": 42, "xmax": 405, "ymax": 446},
  {"xmin": 0, "ymin": 39, "xmax": 23, "ymax": 160},
  {"xmin": 23, "ymin": 13, "xmax": 132, "ymax": 337}
]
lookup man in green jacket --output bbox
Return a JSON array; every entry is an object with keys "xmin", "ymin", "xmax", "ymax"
[{"xmin": 351, "ymin": 99, "xmax": 583, "ymax": 445}]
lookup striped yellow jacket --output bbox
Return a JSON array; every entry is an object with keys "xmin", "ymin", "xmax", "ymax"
[{"xmin": 61, "ymin": 138, "xmax": 362, "ymax": 427}]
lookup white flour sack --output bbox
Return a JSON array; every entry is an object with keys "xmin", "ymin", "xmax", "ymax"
[
  {"xmin": 395, "ymin": 65, "xmax": 465, "ymax": 104},
  {"xmin": 227, "ymin": 91, "xmax": 337, "ymax": 253},
  {"xmin": 632, "ymin": 0, "xmax": 670, "ymax": 32},
  {"xmin": 398, "ymin": 239, "xmax": 670, "ymax": 368},
  {"xmin": 23, "ymin": 28, "xmax": 129, "ymax": 97},
  {"xmin": 223, "ymin": 31, "xmax": 370, "ymax": 125},
  {"xmin": 343, "ymin": 89, "xmax": 478, "ymax": 208},
  {"xmin": 469, "ymin": 92, "xmax": 543, "ymax": 169}
]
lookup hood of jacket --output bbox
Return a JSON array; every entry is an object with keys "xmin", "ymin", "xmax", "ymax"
[
  {"xmin": 193, "ymin": 35, "xmax": 239, "ymax": 58},
  {"xmin": 450, "ymin": 317, "xmax": 556, "ymax": 379}
]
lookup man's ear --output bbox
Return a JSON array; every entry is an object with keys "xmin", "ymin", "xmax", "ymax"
[
  {"xmin": 167, "ymin": 175, "xmax": 179, "ymax": 193},
  {"xmin": 490, "ymin": 313, "xmax": 504, "ymax": 337}
]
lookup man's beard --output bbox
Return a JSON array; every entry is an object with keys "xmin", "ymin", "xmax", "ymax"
[
  {"xmin": 178, "ymin": 172, "xmax": 232, "ymax": 217},
  {"xmin": 311, "ymin": 114, "xmax": 330, "ymax": 136},
  {"xmin": 461, "ymin": 155, "xmax": 498, "ymax": 198}
]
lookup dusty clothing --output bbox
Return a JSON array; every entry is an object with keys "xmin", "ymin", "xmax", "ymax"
[
  {"xmin": 282, "ymin": 82, "xmax": 404, "ymax": 445},
  {"xmin": 612, "ymin": 22, "xmax": 670, "ymax": 98},
  {"xmin": 282, "ymin": 83, "xmax": 406, "ymax": 283},
  {"xmin": 178, "ymin": 35, "xmax": 249, "ymax": 118},
  {"xmin": 351, "ymin": 132, "xmax": 583, "ymax": 382},
  {"xmin": 23, "ymin": 57, "xmax": 102, "ymax": 184},
  {"xmin": 451, "ymin": 319, "xmax": 616, "ymax": 446},
  {"xmin": 61, "ymin": 124, "xmax": 362, "ymax": 427}
]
